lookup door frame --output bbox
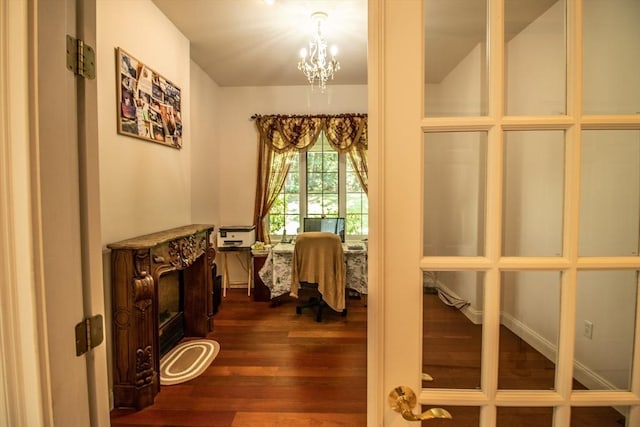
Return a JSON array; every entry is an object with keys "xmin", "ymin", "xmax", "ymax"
[
  {"xmin": 0, "ymin": 0, "xmax": 53, "ymax": 424},
  {"xmin": 366, "ymin": 0, "xmax": 384, "ymax": 424},
  {"xmin": 0, "ymin": 0, "xmax": 109, "ymax": 424},
  {"xmin": 74, "ymin": 0, "xmax": 111, "ymax": 422},
  {"xmin": 368, "ymin": 0, "xmax": 427, "ymax": 424},
  {"xmin": 367, "ymin": 0, "xmax": 428, "ymax": 425}
]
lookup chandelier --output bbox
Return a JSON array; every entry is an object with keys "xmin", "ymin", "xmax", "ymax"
[{"xmin": 297, "ymin": 11, "xmax": 340, "ymax": 90}]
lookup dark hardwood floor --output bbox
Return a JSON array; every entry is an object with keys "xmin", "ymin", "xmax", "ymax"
[
  {"xmin": 422, "ymin": 293, "xmax": 625, "ymax": 427},
  {"xmin": 111, "ymin": 289, "xmax": 625, "ymax": 427},
  {"xmin": 110, "ymin": 288, "xmax": 368, "ymax": 426}
]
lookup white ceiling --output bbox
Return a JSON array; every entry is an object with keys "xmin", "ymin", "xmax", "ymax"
[
  {"xmin": 152, "ymin": 0, "xmax": 557, "ymax": 87},
  {"xmin": 152, "ymin": 0, "xmax": 368, "ymax": 87}
]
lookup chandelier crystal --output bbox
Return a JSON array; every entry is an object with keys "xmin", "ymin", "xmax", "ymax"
[{"xmin": 297, "ymin": 11, "xmax": 340, "ymax": 91}]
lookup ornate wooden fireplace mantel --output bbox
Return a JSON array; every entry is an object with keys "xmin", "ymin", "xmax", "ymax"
[{"xmin": 108, "ymin": 224, "xmax": 215, "ymax": 409}]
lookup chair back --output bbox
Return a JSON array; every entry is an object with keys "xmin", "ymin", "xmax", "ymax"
[{"xmin": 291, "ymin": 232, "xmax": 346, "ymax": 311}]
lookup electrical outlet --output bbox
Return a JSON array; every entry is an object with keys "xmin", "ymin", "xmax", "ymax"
[{"xmin": 584, "ymin": 320, "xmax": 594, "ymax": 339}]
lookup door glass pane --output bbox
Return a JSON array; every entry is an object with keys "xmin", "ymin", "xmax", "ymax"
[
  {"xmin": 424, "ymin": 0, "xmax": 487, "ymax": 116},
  {"xmin": 423, "ymin": 271, "xmax": 483, "ymax": 390},
  {"xmin": 497, "ymin": 407, "xmax": 553, "ymax": 426},
  {"xmin": 579, "ymin": 130, "xmax": 640, "ymax": 256},
  {"xmin": 583, "ymin": 0, "xmax": 640, "ymax": 114},
  {"xmin": 505, "ymin": 0, "xmax": 566, "ymax": 115},
  {"xmin": 499, "ymin": 272, "xmax": 560, "ymax": 390},
  {"xmin": 424, "ymin": 132, "xmax": 487, "ymax": 256},
  {"xmin": 503, "ymin": 131, "xmax": 564, "ymax": 256},
  {"xmin": 571, "ymin": 406, "xmax": 629, "ymax": 426},
  {"xmin": 574, "ymin": 270, "xmax": 637, "ymax": 391},
  {"xmin": 420, "ymin": 406, "xmax": 480, "ymax": 425}
]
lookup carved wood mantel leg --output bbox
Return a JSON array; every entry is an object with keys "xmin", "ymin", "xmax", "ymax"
[
  {"xmin": 111, "ymin": 252, "xmax": 157, "ymax": 409},
  {"xmin": 133, "ymin": 273, "xmax": 156, "ymax": 407}
]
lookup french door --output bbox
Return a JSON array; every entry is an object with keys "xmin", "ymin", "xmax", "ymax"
[{"xmin": 370, "ymin": 0, "xmax": 640, "ymax": 425}]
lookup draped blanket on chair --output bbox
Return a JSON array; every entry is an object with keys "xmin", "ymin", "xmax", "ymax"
[{"xmin": 290, "ymin": 232, "xmax": 346, "ymax": 312}]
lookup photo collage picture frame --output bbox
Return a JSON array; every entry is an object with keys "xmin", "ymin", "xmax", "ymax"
[{"xmin": 116, "ymin": 47, "xmax": 183, "ymax": 149}]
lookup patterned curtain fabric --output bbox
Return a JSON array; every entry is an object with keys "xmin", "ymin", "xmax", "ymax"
[
  {"xmin": 347, "ymin": 143, "xmax": 368, "ymax": 194},
  {"xmin": 252, "ymin": 114, "xmax": 368, "ymax": 243},
  {"xmin": 252, "ymin": 137, "xmax": 296, "ymax": 244}
]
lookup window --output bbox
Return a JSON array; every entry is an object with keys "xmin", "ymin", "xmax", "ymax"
[{"xmin": 269, "ymin": 132, "xmax": 368, "ymax": 240}]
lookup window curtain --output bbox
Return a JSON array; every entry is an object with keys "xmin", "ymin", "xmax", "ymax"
[{"xmin": 252, "ymin": 113, "xmax": 368, "ymax": 244}]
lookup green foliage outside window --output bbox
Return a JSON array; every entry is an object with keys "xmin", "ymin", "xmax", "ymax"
[{"xmin": 268, "ymin": 132, "xmax": 367, "ymax": 238}]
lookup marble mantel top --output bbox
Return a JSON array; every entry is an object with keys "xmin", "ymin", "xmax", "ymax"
[{"xmin": 107, "ymin": 224, "xmax": 214, "ymax": 250}]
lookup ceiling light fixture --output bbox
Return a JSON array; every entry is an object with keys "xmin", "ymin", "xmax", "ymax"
[{"xmin": 297, "ymin": 11, "xmax": 340, "ymax": 91}]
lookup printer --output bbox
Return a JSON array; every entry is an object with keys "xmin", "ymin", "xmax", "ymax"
[{"xmin": 217, "ymin": 225, "xmax": 256, "ymax": 248}]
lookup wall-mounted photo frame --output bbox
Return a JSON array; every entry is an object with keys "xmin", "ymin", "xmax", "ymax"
[{"xmin": 116, "ymin": 47, "xmax": 183, "ymax": 149}]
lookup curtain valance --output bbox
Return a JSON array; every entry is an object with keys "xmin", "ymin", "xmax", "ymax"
[{"xmin": 252, "ymin": 113, "xmax": 367, "ymax": 154}]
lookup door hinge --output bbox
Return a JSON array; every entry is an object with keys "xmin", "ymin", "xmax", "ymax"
[
  {"xmin": 66, "ymin": 35, "xmax": 96, "ymax": 79},
  {"xmin": 75, "ymin": 314, "xmax": 104, "ymax": 356}
]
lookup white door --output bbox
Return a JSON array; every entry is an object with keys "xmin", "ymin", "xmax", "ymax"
[
  {"xmin": 0, "ymin": 0, "xmax": 52, "ymax": 425},
  {"xmin": 37, "ymin": 0, "xmax": 110, "ymax": 424},
  {"xmin": 369, "ymin": 0, "xmax": 640, "ymax": 426}
]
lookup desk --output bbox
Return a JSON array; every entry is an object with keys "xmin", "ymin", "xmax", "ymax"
[
  {"xmin": 252, "ymin": 253, "xmax": 271, "ymax": 302},
  {"xmin": 257, "ymin": 242, "xmax": 367, "ymax": 300},
  {"xmin": 218, "ymin": 246, "xmax": 252, "ymax": 297}
]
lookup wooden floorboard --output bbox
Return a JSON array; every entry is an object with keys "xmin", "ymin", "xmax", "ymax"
[
  {"xmin": 111, "ymin": 289, "xmax": 625, "ymax": 426},
  {"xmin": 422, "ymin": 293, "xmax": 625, "ymax": 427},
  {"xmin": 111, "ymin": 288, "xmax": 368, "ymax": 427}
]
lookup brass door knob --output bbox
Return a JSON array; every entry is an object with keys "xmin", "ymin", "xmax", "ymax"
[{"xmin": 388, "ymin": 385, "xmax": 452, "ymax": 422}]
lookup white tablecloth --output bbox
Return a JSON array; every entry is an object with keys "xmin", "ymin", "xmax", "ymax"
[{"xmin": 258, "ymin": 242, "xmax": 368, "ymax": 299}]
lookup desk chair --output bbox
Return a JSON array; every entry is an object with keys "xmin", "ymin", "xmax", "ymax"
[{"xmin": 290, "ymin": 232, "xmax": 347, "ymax": 322}]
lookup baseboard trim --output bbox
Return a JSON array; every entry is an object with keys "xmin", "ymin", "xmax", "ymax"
[
  {"xmin": 501, "ymin": 312, "xmax": 619, "ymax": 393},
  {"xmin": 434, "ymin": 283, "xmax": 483, "ymax": 325}
]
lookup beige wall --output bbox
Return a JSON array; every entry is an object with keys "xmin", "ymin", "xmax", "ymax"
[
  {"xmin": 190, "ymin": 61, "xmax": 221, "ymax": 226},
  {"xmin": 97, "ymin": 0, "xmax": 192, "ymax": 246}
]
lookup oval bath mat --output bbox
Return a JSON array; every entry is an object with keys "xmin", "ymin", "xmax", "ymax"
[{"xmin": 159, "ymin": 339, "xmax": 220, "ymax": 385}]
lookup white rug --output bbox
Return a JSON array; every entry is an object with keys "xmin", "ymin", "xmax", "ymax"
[{"xmin": 159, "ymin": 339, "xmax": 220, "ymax": 385}]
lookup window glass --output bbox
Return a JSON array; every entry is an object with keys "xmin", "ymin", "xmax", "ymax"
[
  {"xmin": 574, "ymin": 270, "xmax": 637, "ymax": 391},
  {"xmin": 503, "ymin": 131, "xmax": 564, "ymax": 256},
  {"xmin": 269, "ymin": 152, "xmax": 300, "ymax": 236},
  {"xmin": 347, "ymin": 159, "xmax": 368, "ymax": 235},
  {"xmin": 420, "ymin": 406, "xmax": 480, "ymax": 425},
  {"xmin": 497, "ymin": 407, "xmax": 553, "ymax": 426},
  {"xmin": 505, "ymin": 0, "xmax": 566, "ymax": 115},
  {"xmin": 269, "ymin": 133, "xmax": 367, "ymax": 239},
  {"xmin": 423, "ymin": 132, "xmax": 487, "ymax": 256},
  {"xmin": 424, "ymin": 0, "xmax": 488, "ymax": 116},
  {"xmin": 579, "ymin": 130, "xmax": 640, "ymax": 256},
  {"xmin": 499, "ymin": 271, "xmax": 560, "ymax": 390},
  {"xmin": 423, "ymin": 271, "xmax": 484, "ymax": 389},
  {"xmin": 307, "ymin": 137, "xmax": 339, "ymax": 216},
  {"xmin": 583, "ymin": 0, "xmax": 640, "ymax": 114},
  {"xmin": 571, "ymin": 406, "xmax": 629, "ymax": 426}
]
